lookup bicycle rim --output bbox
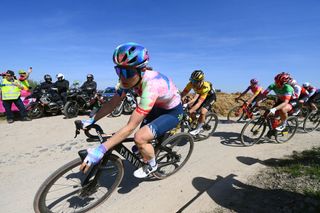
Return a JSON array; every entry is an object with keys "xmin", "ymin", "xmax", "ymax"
[
  {"xmin": 227, "ymin": 106, "xmax": 244, "ymax": 122},
  {"xmin": 303, "ymin": 111, "xmax": 320, "ymax": 133},
  {"xmin": 34, "ymin": 155, "xmax": 124, "ymax": 213},
  {"xmin": 196, "ymin": 112, "xmax": 219, "ymax": 140},
  {"xmin": 153, "ymin": 133, "xmax": 194, "ymax": 179},
  {"xmin": 240, "ymin": 117, "xmax": 266, "ymax": 146},
  {"xmin": 275, "ymin": 116, "xmax": 298, "ymax": 143}
]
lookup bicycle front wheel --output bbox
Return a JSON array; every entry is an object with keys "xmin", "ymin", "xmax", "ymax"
[
  {"xmin": 240, "ymin": 117, "xmax": 266, "ymax": 146},
  {"xmin": 275, "ymin": 116, "xmax": 299, "ymax": 143},
  {"xmin": 196, "ymin": 112, "xmax": 219, "ymax": 141},
  {"xmin": 34, "ymin": 154, "xmax": 124, "ymax": 213},
  {"xmin": 227, "ymin": 106, "xmax": 244, "ymax": 122},
  {"xmin": 303, "ymin": 111, "xmax": 320, "ymax": 133},
  {"xmin": 153, "ymin": 133, "xmax": 194, "ymax": 180}
]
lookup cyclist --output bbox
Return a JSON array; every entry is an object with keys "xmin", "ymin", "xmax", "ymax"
[
  {"xmin": 80, "ymin": 42, "xmax": 183, "ymax": 178},
  {"xmin": 288, "ymin": 78, "xmax": 302, "ymax": 115},
  {"xmin": 235, "ymin": 78, "xmax": 264, "ymax": 115},
  {"xmin": 301, "ymin": 82, "xmax": 319, "ymax": 111},
  {"xmin": 180, "ymin": 70, "xmax": 216, "ymax": 135},
  {"xmin": 262, "ymin": 72, "xmax": 294, "ymax": 131}
]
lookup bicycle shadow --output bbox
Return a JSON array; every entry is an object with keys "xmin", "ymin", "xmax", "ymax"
[
  {"xmin": 211, "ymin": 131, "xmax": 243, "ymax": 147},
  {"xmin": 236, "ymin": 156, "xmax": 282, "ymax": 166},
  {"xmin": 219, "ymin": 119, "xmax": 247, "ymax": 124},
  {"xmin": 177, "ymin": 174, "xmax": 319, "ymax": 212}
]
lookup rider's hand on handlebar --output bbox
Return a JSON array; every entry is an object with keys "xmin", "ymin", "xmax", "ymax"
[
  {"xmin": 269, "ymin": 107, "xmax": 277, "ymax": 115},
  {"xmin": 81, "ymin": 118, "xmax": 95, "ymax": 129},
  {"xmin": 80, "ymin": 144, "xmax": 107, "ymax": 173}
]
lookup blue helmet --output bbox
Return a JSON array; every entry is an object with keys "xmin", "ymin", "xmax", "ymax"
[{"xmin": 113, "ymin": 42, "xmax": 149, "ymax": 68}]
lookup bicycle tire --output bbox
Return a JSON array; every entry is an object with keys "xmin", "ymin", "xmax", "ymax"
[
  {"xmin": 240, "ymin": 117, "xmax": 266, "ymax": 146},
  {"xmin": 153, "ymin": 133, "xmax": 194, "ymax": 180},
  {"xmin": 34, "ymin": 154, "xmax": 124, "ymax": 213},
  {"xmin": 303, "ymin": 111, "xmax": 320, "ymax": 133},
  {"xmin": 275, "ymin": 116, "xmax": 298, "ymax": 143},
  {"xmin": 227, "ymin": 106, "xmax": 244, "ymax": 122},
  {"xmin": 196, "ymin": 112, "xmax": 219, "ymax": 141}
]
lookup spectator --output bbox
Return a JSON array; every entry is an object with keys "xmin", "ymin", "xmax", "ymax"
[
  {"xmin": 0, "ymin": 70, "xmax": 31, "ymax": 123},
  {"xmin": 53, "ymin": 73, "xmax": 69, "ymax": 104},
  {"xmin": 80, "ymin": 74, "xmax": 97, "ymax": 97},
  {"xmin": 39, "ymin": 74, "xmax": 53, "ymax": 91},
  {"xmin": 18, "ymin": 67, "xmax": 32, "ymax": 91}
]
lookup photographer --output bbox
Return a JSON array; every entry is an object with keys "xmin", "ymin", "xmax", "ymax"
[{"xmin": 0, "ymin": 70, "xmax": 31, "ymax": 123}]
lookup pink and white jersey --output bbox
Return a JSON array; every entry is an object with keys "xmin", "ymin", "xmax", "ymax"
[{"xmin": 121, "ymin": 70, "xmax": 181, "ymax": 115}]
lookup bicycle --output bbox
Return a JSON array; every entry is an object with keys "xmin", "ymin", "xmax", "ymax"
[
  {"xmin": 303, "ymin": 108, "xmax": 320, "ymax": 132},
  {"xmin": 177, "ymin": 105, "xmax": 218, "ymax": 141},
  {"xmin": 33, "ymin": 121, "xmax": 194, "ymax": 213},
  {"xmin": 227, "ymin": 98, "xmax": 268, "ymax": 123},
  {"xmin": 240, "ymin": 109, "xmax": 299, "ymax": 146}
]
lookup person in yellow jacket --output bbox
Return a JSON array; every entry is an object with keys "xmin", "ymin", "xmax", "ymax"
[
  {"xmin": 18, "ymin": 67, "xmax": 32, "ymax": 91},
  {"xmin": 0, "ymin": 70, "xmax": 31, "ymax": 123}
]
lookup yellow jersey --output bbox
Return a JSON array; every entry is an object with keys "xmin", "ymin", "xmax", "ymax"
[{"xmin": 182, "ymin": 81, "xmax": 215, "ymax": 101}]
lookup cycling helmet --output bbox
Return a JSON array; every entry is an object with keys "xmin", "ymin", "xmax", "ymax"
[
  {"xmin": 250, "ymin": 78, "xmax": 258, "ymax": 85},
  {"xmin": 56, "ymin": 73, "xmax": 64, "ymax": 80},
  {"xmin": 44, "ymin": 74, "xmax": 52, "ymax": 82},
  {"xmin": 274, "ymin": 72, "xmax": 290, "ymax": 86},
  {"xmin": 190, "ymin": 70, "xmax": 204, "ymax": 81},
  {"xmin": 303, "ymin": 82, "xmax": 310, "ymax": 88},
  {"xmin": 289, "ymin": 78, "xmax": 297, "ymax": 85},
  {"xmin": 113, "ymin": 42, "xmax": 149, "ymax": 68},
  {"xmin": 87, "ymin": 74, "xmax": 94, "ymax": 80},
  {"xmin": 18, "ymin": 69, "xmax": 26, "ymax": 74},
  {"xmin": 6, "ymin": 70, "xmax": 15, "ymax": 76}
]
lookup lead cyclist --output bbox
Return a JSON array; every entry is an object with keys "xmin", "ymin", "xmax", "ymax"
[{"xmin": 80, "ymin": 42, "xmax": 183, "ymax": 178}]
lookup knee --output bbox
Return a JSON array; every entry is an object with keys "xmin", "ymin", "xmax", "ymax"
[{"xmin": 134, "ymin": 132, "xmax": 147, "ymax": 146}]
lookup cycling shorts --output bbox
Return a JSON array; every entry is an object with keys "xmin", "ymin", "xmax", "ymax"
[
  {"xmin": 141, "ymin": 103, "xmax": 183, "ymax": 138},
  {"xmin": 197, "ymin": 93, "xmax": 216, "ymax": 111}
]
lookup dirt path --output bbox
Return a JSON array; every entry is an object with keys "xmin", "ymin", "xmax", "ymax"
[{"xmin": 0, "ymin": 115, "xmax": 319, "ymax": 213}]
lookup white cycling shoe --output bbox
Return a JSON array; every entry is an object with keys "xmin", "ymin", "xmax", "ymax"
[
  {"xmin": 275, "ymin": 121, "xmax": 287, "ymax": 131},
  {"xmin": 189, "ymin": 127, "xmax": 204, "ymax": 136},
  {"xmin": 134, "ymin": 164, "xmax": 158, "ymax": 178}
]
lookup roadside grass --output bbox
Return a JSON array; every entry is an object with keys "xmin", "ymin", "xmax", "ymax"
[{"xmin": 271, "ymin": 147, "xmax": 320, "ymax": 199}]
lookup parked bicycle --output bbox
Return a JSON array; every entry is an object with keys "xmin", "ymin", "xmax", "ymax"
[
  {"xmin": 33, "ymin": 120, "xmax": 194, "ymax": 212},
  {"xmin": 227, "ymin": 98, "xmax": 268, "ymax": 123},
  {"xmin": 240, "ymin": 109, "xmax": 299, "ymax": 146}
]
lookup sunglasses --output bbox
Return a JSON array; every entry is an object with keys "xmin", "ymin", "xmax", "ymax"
[
  {"xmin": 190, "ymin": 78, "xmax": 202, "ymax": 84},
  {"xmin": 115, "ymin": 66, "xmax": 139, "ymax": 79}
]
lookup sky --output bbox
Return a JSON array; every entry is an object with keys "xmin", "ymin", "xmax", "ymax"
[{"xmin": 1, "ymin": 0, "xmax": 320, "ymax": 92}]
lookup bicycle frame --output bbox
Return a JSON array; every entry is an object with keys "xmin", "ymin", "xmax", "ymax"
[{"xmin": 75, "ymin": 121, "xmax": 178, "ymax": 187}]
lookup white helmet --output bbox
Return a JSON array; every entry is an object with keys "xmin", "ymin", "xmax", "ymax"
[
  {"xmin": 303, "ymin": 82, "xmax": 310, "ymax": 88},
  {"xmin": 289, "ymin": 79, "xmax": 297, "ymax": 85},
  {"xmin": 56, "ymin": 73, "xmax": 64, "ymax": 80}
]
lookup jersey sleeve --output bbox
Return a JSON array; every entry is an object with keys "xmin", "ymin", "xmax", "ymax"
[
  {"xmin": 263, "ymin": 84, "xmax": 274, "ymax": 96},
  {"xmin": 135, "ymin": 80, "xmax": 159, "ymax": 115},
  {"xmin": 181, "ymin": 82, "xmax": 192, "ymax": 95}
]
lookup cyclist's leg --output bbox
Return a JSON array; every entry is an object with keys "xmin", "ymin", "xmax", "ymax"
[
  {"xmin": 134, "ymin": 104, "xmax": 183, "ymax": 178},
  {"xmin": 276, "ymin": 103, "xmax": 292, "ymax": 130},
  {"xmin": 190, "ymin": 94, "xmax": 215, "ymax": 135}
]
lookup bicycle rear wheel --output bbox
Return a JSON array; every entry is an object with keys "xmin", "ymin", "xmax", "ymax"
[
  {"xmin": 227, "ymin": 106, "xmax": 245, "ymax": 122},
  {"xmin": 275, "ymin": 116, "xmax": 299, "ymax": 143},
  {"xmin": 240, "ymin": 117, "xmax": 266, "ymax": 146},
  {"xmin": 34, "ymin": 154, "xmax": 124, "ymax": 213},
  {"xmin": 153, "ymin": 133, "xmax": 194, "ymax": 179},
  {"xmin": 303, "ymin": 111, "xmax": 320, "ymax": 133}
]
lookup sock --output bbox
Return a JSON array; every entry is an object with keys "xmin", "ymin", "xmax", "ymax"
[
  {"xmin": 147, "ymin": 158, "xmax": 157, "ymax": 167},
  {"xmin": 198, "ymin": 123, "xmax": 204, "ymax": 129}
]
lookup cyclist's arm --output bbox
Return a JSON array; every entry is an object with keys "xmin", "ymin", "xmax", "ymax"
[
  {"xmin": 237, "ymin": 87, "xmax": 250, "ymax": 99},
  {"xmin": 181, "ymin": 83, "xmax": 192, "ymax": 98},
  {"xmin": 247, "ymin": 88, "xmax": 262, "ymax": 104},
  {"xmin": 189, "ymin": 93, "xmax": 207, "ymax": 113},
  {"xmin": 308, "ymin": 88, "xmax": 316, "ymax": 97},
  {"xmin": 187, "ymin": 94, "xmax": 199, "ymax": 106},
  {"xmin": 93, "ymin": 93, "xmax": 124, "ymax": 121},
  {"xmin": 102, "ymin": 109, "xmax": 146, "ymax": 150}
]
